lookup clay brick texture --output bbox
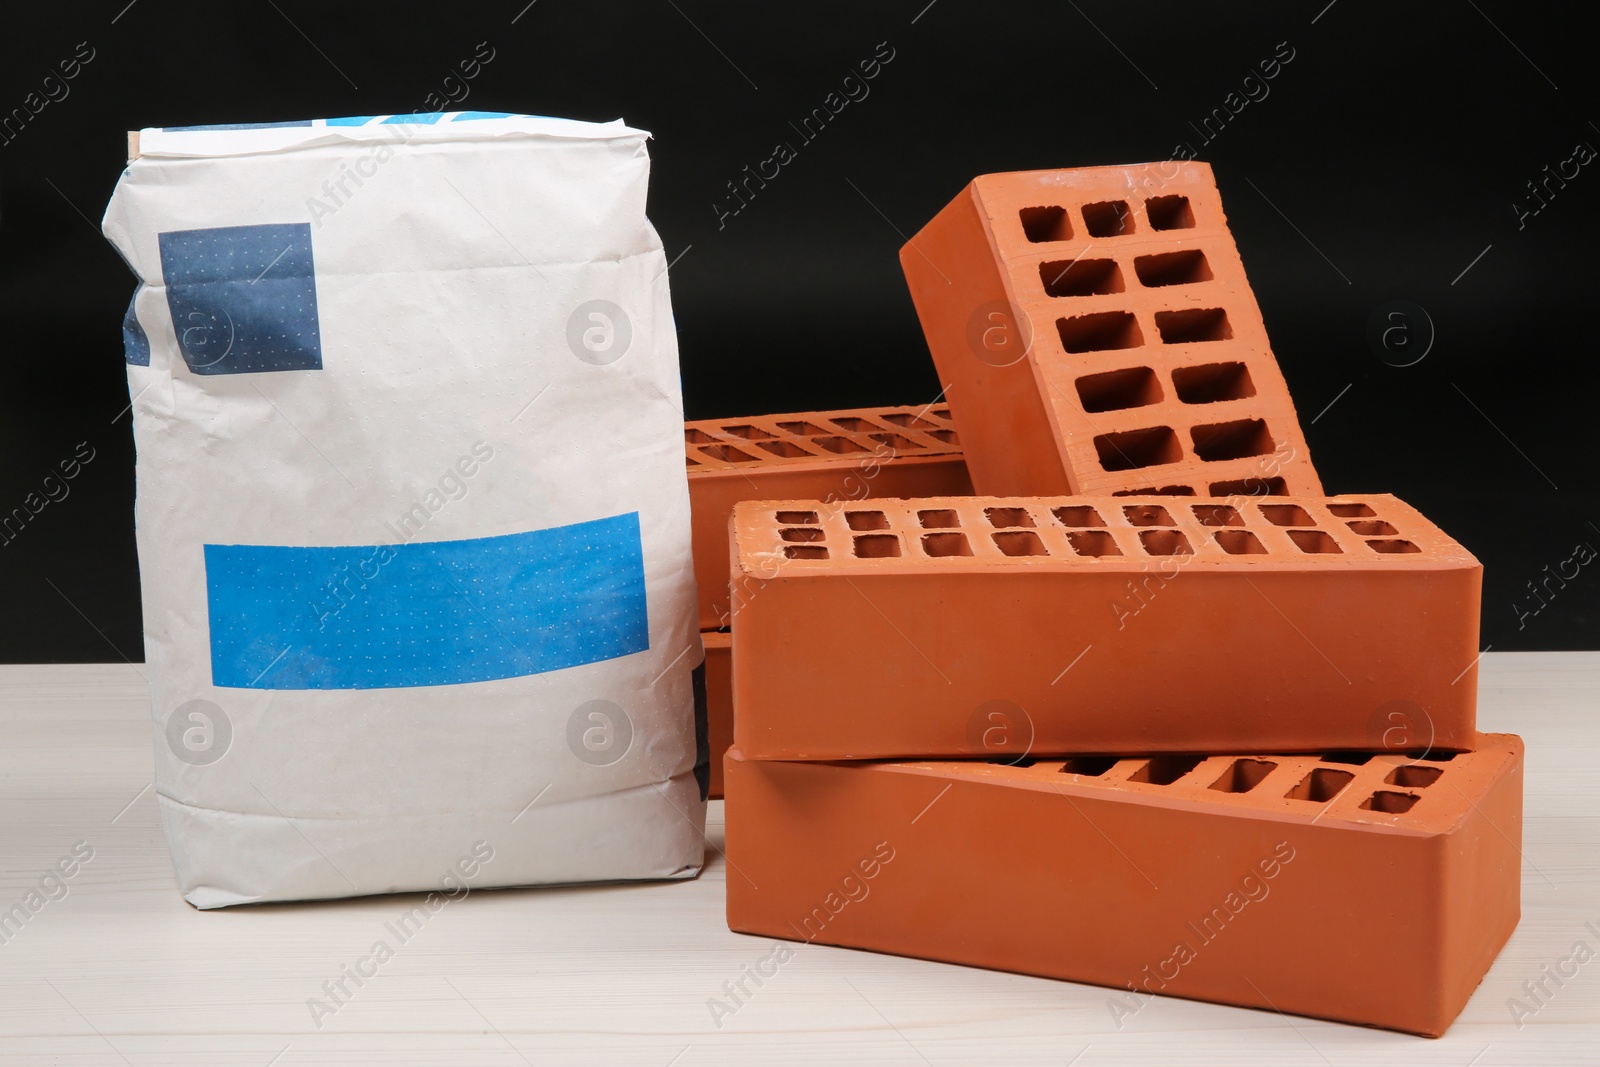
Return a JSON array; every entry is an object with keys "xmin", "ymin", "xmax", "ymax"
[
  {"xmin": 725, "ymin": 733, "xmax": 1523, "ymax": 1036},
  {"xmin": 729, "ymin": 494, "xmax": 1480, "ymax": 758},
  {"xmin": 900, "ymin": 163, "xmax": 1322, "ymax": 499},
  {"xmin": 702, "ymin": 629, "xmax": 731, "ymax": 799},
  {"xmin": 687, "ymin": 404, "xmax": 972, "ymax": 630}
]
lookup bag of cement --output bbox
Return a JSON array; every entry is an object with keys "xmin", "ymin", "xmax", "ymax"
[{"xmin": 101, "ymin": 112, "xmax": 706, "ymax": 908}]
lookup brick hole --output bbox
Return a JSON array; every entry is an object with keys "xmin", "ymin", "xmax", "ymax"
[
  {"xmin": 1060, "ymin": 756, "xmax": 1119, "ymax": 777},
  {"xmin": 1322, "ymin": 752, "xmax": 1374, "ymax": 766},
  {"xmin": 777, "ymin": 419, "xmax": 828, "ymax": 435},
  {"xmin": 1286, "ymin": 767, "xmax": 1354, "ymax": 803},
  {"xmin": 1067, "ymin": 530, "xmax": 1122, "ymax": 557},
  {"xmin": 1209, "ymin": 758, "xmax": 1277, "ymax": 794},
  {"xmin": 1052, "ymin": 505, "xmax": 1105, "ymax": 527},
  {"xmin": 929, "ymin": 407, "xmax": 953, "ymax": 420},
  {"xmin": 1287, "ymin": 529, "xmax": 1342, "ymax": 554},
  {"xmin": 758, "ymin": 440, "xmax": 814, "ymax": 458},
  {"xmin": 1192, "ymin": 504, "xmax": 1243, "ymax": 527},
  {"xmin": 700, "ymin": 444, "xmax": 756, "ymax": 463},
  {"xmin": 722, "ymin": 424, "xmax": 775, "ymax": 440},
  {"xmin": 1076, "ymin": 366, "xmax": 1162, "ymax": 413},
  {"xmin": 879, "ymin": 412, "xmax": 938, "ymax": 429},
  {"xmin": 1261, "ymin": 505, "xmax": 1315, "ymax": 526},
  {"xmin": 1155, "ymin": 308, "xmax": 1232, "ymax": 344},
  {"xmin": 1039, "ymin": 257, "xmax": 1124, "ymax": 297},
  {"xmin": 926, "ymin": 429, "xmax": 959, "ymax": 444},
  {"xmin": 1361, "ymin": 790, "xmax": 1420, "ymax": 815},
  {"xmin": 918, "ymin": 509, "xmax": 961, "ymax": 528},
  {"xmin": 1128, "ymin": 755, "xmax": 1204, "ymax": 786},
  {"xmin": 994, "ymin": 531, "xmax": 1048, "ymax": 556},
  {"xmin": 1019, "ymin": 205, "xmax": 1073, "ymax": 243},
  {"xmin": 684, "ymin": 428, "xmax": 715, "ymax": 444},
  {"xmin": 869, "ymin": 433, "xmax": 917, "ymax": 451},
  {"xmin": 852, "ymin": 534, "xmax": 901, "ymax": 558},
  {"xmin": 1328, "ymin": 502, "xmax": 1376, "ymax": 518},
  {"xmin": 1369, "ymin": 539, "xmax": 1422, "ymax": 554},
  {"xmin": 830, "ymin": 416, "xmax": 877, "ymax": 431},
  {"xmin": 1139, "ymin": 529, "xmax": 1193, "ymax": 556},
  {"xmin": 1082, "ymin": 200, "xmax": 1135, "ymax": 237},
  {"xmin": 921, "ymin": 532, "xmax": 973, "ymax": 557},
  {"xmin": 1214, "ymin": 530, "xmax": 1267, "ymax": 555},
  {"xmin": 1057, "ymin": 310, "xmax": 1144, "ymax": 353},
  {"xmin": 1210, "ymin": 476, "xmax": 1288, "ymax": 497},
  {"xmin": 990, "ymin": 755, "xmax": 1038, "ymax": 767},
  {"xmin": 814, "ymin": 436, "xmax": 870, "ymax": 454},
  {"xmin": 1191, "ymin": 419, "xmax": 1275, "ymax": 462},
  {"xmin": 1145, "ymin": 194, "xmax": 1195, "ymax": 230},
  {"xmin": 685, "ymin": 457, "xmax": 701, "ymax": 467},
  {"xmin": 1412, "ymin": 751, "xmax": 1458, "ymax": 762},
  {"xmin": 1134, "ymin": 249, "xmax": 1212, "ymax": 287},
  {"xmin": 775, "ymin": 510, "xmax": 819, "ymax": 525},
  {"xmin": 845, "ymin": 511, "xmax": 890, "ymax": 531},
  {"xmin": 783, "ymin": 545, "xmax": 827, "ymax": 560},
  {"xmin": 1387, "ymin": 765, "xmax": 1444, "ymax": 789},
  {"xmin": 1113, "ymin": 485, "xmax": 1196, "ymax": 496},
  {"xmin": 1095, "ymin": 426, "xmax": 1182, "ymax": 471},
  {"xmin": 1347, "ymin": 520, "xmax": 1398, "ymax": 536},
  {"xmin": 1172, "ymin": 361, "xmax": 1256, "ymax": 404},
  {"xmin": 1122, "ymin": 504, "xmax": 1175, "ymax": 527},
  {"xmin": 779, "ymin": 528, "xmax": 825, "ymax": 543},
  {"xmin": 984, "ymin": 507, "xmax": 1035, "ymax": 528}
]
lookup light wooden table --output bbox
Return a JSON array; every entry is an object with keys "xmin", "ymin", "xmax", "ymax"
[{"xmin": 1, "ymin": 653, "xmax": 1595, "ymax": 1065}]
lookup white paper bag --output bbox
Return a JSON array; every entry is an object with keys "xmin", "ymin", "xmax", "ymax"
[{"xmin": 102, "ymin": 112, "xmax": 706, "ymax": 908}]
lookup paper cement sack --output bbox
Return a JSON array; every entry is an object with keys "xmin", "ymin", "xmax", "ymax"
[{"xmin": 101, "ymin": 112, "xmax": 706, "ymax": 908}]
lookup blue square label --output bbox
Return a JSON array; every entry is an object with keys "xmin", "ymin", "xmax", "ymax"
[{"xmin": 158, "ymin": 222, "xmax": 323, "ymax": 375}]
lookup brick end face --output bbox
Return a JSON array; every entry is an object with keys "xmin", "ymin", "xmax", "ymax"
[{"xmin": 900, "ymin": 185, "xmax": 1075, "ymax": 496}]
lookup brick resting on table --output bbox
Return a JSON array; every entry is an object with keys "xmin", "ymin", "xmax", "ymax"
[{"xmin": 724, "ymin": 732, "xmax": 1523, "ymax": 1037}]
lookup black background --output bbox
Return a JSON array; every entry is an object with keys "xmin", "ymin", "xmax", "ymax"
[{"xmin": 1, "ymin": 1, "xmax": 1594, "ymax": 661}]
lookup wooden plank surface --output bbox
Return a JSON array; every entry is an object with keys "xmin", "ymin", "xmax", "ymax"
[{"xmin": 1, "ymin": 653, "xmax": 1595, "ymax": 1065}]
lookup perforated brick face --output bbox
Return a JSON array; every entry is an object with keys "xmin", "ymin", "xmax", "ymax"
[
  {"xmin": 900, "ymin": 163, "xmax": 1322, "ymax": 498},
  {"xmin": 685, "ymin": 405, "xmax": 961, "ymax": 469},
  {"xmin": 737, "ymin": 495, "xmax": 1447, "ymax": 569},
  {"xmin": 724, "ymin": 733, "xmax": 1524, "ymax": 1036},
  {"xmin": 685, "ymin": 405, "xmax": 973, "ymax": 629},
  {"xmin": 729, "ymin": 494, "xmax": 1481, "ymax": 758},
  {"xmin": 1043, "ymin": 746, "xmax": 1467, "ymax": 829}
]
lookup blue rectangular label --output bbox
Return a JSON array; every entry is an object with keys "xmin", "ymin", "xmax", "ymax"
[{"xmin": 204, "ymin": 513, "xmax": 649, "ymax": 689}]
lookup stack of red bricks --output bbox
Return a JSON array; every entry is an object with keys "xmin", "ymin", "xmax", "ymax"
[{"xmin": 686, "ymin": 163, "xmax": 1522, "ymax": 1037}]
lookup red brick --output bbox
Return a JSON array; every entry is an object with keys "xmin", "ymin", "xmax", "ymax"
[
  {"xmin": 687, "ymin": 404, "xmax": 972, "ymax": 630},
  {"xmin": 729, "ymin": 494, "xmax": 1479, "ymax": 758},
  {"xmin": 725, "ymin": 733, "xmax": 1523, "ymax": 1036},
  {"xmin": 900, "ymin": 163, "xmax": 1322, "ymax": 498},
  {"xmin": 703, "ymin": 629, "xmax": 731, "ymax": 799}
]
